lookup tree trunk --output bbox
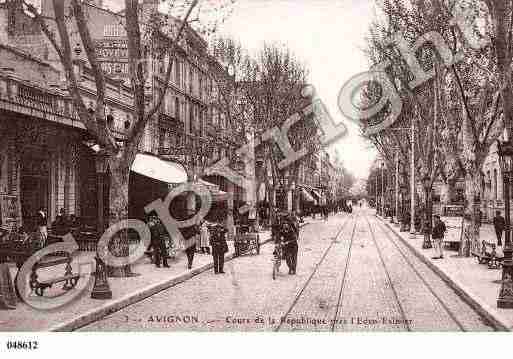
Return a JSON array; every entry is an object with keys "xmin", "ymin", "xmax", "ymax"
[
  {"xmin": 106, "ymin": 159, "xmax": 135, "ymax": 277},
  {"xmin": 460, "ymin": 171, "xmax": 481, "ymax": 257}
]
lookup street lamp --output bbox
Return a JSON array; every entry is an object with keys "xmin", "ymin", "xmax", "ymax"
[
  {"xmin": 400, "ymin": 183, "xmax": 408, "ymax": 232},
  {"xmin": 375, "ymin": 170, "xmax": 379, "ymax": 216},
  {"xmin": 497, "ymin": 137, "xmax": 513, "ymax": 308},
  {"xmin": 422, "ymin": 174, "xmax": 432, "ymax": 249},
  {"xmin": 381, "ymin": 162, "xmax": 385, "ymax": 218},
  {"xmin": 389, "ymin": 187, "xmax": 395, "ymax": 223}
]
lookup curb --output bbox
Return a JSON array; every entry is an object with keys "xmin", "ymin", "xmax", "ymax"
[
  {"xmin": 50, "ymin": 221, "xmax": 311, "ymax": 332},
  {"xmin": 378, "ymin": 217, "xmax": 511, "ymax": 332}
]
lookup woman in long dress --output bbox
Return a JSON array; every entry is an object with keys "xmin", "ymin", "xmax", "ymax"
[{"xmin": 199, "ymin": 220, "xmax": 210, "ymax": 254}]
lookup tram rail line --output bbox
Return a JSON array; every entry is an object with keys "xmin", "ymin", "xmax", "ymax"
[
  {"xmin": 362, "ymin": 215, "xmax": 412, "ymax": 331},
  {"xmin": 275, "ymin": 213, "xmax": 359, "ymax": 332},
  {"xmin": 368, "ymin": 215, "xmax": 468, "ymax": 331},
  {"xmin": 329, "ymin": 214, "xmax": 359, "ymax": 331}
]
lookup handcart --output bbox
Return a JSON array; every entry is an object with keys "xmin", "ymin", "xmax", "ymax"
[{"xmin": 234, "ymin": 225, "xmax": 260, "ymax": 257}]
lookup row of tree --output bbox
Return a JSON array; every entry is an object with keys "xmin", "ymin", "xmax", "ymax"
[
  {"xmin": 362, "ymin": 0, "xmax": 513, "ymax": 255},
  {"xmin": 19, "ymin": 0, "xmax": 349, "ymax": 276}
]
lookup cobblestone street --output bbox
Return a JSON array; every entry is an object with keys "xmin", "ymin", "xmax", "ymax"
[{"xmin": 82, "ymin": 208, "xmax": 496, "ymax": 332}]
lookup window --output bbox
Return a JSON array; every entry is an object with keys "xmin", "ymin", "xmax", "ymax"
[
  {"xmin": 103, "ymin": 24, "xmax": 126, "ymax": 37},
  {"xmin": 175, "ymin": 98, "xmax": 180, "ymax": 120}
]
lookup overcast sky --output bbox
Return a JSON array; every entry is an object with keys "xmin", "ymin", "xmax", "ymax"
[
  {"xmin": 217, "ymin": 0, "xmax": 377, "ymax": 180},
  {"xmin": 103, "ymin": 0, "xmax": 378, "ymax": 179}
]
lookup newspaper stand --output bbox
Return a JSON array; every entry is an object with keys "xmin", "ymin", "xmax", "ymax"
[{"xmin": 234, "ymin": 225, "xmax": 260, "ymax": 257}]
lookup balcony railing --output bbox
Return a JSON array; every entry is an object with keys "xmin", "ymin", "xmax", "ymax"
[{"xmin": 0, "ymin": 72, "xmax": 85, "ymax": 129}]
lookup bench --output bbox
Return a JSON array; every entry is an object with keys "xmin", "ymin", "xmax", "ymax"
[
  {"xmin": 29, "ymin": 253, "xmax": 80, "ymax": 297},
  {"xmin": 35, "ymin": 274, "xmax": 80, "ymax": 297},
  {"xmin": 474, "ymin": 240, "xmax": 503, "ymax": 269}
]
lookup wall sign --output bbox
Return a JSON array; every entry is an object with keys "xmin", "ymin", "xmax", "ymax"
[{"xmin": 0, "ymin": 194, "xmax": 18, "ymax": 228}]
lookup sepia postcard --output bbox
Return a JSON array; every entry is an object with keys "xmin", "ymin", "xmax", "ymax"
[{"xmin": 0, "ymin": 1, "xmax": 512, "ymax": 355}]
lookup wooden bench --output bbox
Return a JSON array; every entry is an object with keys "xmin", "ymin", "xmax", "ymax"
[
  {"xmin": 474, "ymin": 240, "xmax": 503, "ymax": 269},
  {"xmin": 30, "ymin": 254, "xmax": 80, "ymax": 297}
]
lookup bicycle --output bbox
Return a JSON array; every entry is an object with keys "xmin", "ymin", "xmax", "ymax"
[{"xmin": 272, "ymin": 241, "xmax": 282, "ymax": 280}]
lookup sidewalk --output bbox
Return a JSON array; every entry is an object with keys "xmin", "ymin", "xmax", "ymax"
[
  {"xmin": 1, "ymin": 220, "xmax": 311, "ymax": 332},
  {"xmin": 378, "ymin": 215, "xmax": 513, "ymax": 331}
]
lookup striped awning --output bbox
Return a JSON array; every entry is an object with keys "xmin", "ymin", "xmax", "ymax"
[
  {"xmin": 131, "ymin": 153, "xmax": 187, "ymax": 184},
  {"xmin": 311, "ymin": 189, "xmax": 322, "ymax": 200},
  {"xmin": 196, "ymin": 179, "xmax": 228, "ymax": 202},
  {"xmin": 300, "ymin": 187, "xmax": 315, "ymax": 203}
]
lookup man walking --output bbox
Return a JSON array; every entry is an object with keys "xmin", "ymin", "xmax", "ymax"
[
  {"xmin": 493, "ymin": 210, "xmax": 505, "ymax": 246},
  {"xmin": 210, "ymin": 223, "xmax": 228, "ymax": 274},
  {"xmin": 281, "ymin": 216, "xmax": 299, "ymax": 275},
  {"xmin": 431, "ymin": 215, "xmax": 447, "ymax": 259}
]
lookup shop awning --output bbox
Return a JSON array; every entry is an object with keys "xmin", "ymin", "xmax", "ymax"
[
  {"xmin": 311, "ymin": 189, "xmax": 322, "ymax": 200},
  {"xmin": 300, "ymin": 187, "xmax": 315, "ymax": 203},
  {"xmin": 131, "ymin": 153, "xmax": 187, "ymax": 184},
  {"xmin": 195, "ymin": 179, "xmax": 228, "ymax": 202}
]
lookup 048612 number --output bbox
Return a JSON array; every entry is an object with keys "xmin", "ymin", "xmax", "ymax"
[{"xmin": 6, "ymin": 341, "xmax": 38, "ymax": 350}]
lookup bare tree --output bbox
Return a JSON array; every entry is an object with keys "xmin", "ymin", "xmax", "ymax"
[{"xmin": 23, "ymin": 0, "xmax": 233, "ymax": 277}]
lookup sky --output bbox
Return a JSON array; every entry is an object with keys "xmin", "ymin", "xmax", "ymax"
[
  {"xmin": 102, "ymin": 0, "xmax": 378, "ymax": 180},
  {"xmin": 217, "ymin": 0, "xmax": 378, "ymax": 179}
]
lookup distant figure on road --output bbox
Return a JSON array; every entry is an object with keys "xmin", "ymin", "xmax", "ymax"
[
  {"xmin": 493, "ymin": 211, "xmax": 505, "ymax": 246},
  {"xmin": 431, "ymin": 215, "xmax": 446, "ymax": 260}
]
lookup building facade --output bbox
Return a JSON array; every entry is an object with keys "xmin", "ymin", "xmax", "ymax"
[{"xmin": 0, "ymin": 0, "xmax": 242, "ymax": 232}]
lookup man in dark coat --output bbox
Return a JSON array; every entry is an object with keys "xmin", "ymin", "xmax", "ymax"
[
  {"xmin": 493, "ymin": 210, "xmax": 505, "ymax": 246},
  {"xmin": 52, "ymin": 208, "xmax": 70, "ymax": 235},
  {"xmin": 149, "ymin": 216, "xmax": 169, "ymax": 268},
  {"xmin": 280, "ymin": 219, "xmax": 298, "ymax": 275},
  {"xmin": 210, "ymin": 223, "xmax": 228, "ymax": 274},
  {"xmin": 182, "ymin": 224, "xmax": 199, "ymax": 270}
]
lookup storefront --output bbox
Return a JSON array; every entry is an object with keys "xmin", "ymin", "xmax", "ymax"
[
  {"xmin": 128, "ymin": 153, "xmax": 188, "ymax": 222},
  {"xmin": 0, "ymin": 116, "xmax": 87, "ymax": 233}
]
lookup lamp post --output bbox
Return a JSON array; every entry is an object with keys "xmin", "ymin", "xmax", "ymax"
[
  {"xmin": 496, "ymin": 137, "xmax": 513, "ymax": 308},
  {"xmin": 91, "ymin": 152, "xmax": 112, "ymax": 299},
  {"xmin": 400, "ymin": 183, "xmax": 408, "ymax": 232},
  {"xmin": 389, "ymin": 187, "xmax": 395, "ymax": 223},
  {"xmin": 394, "ymin": 150, "xmax": 400, "ymax": 225},
  {"xmin": 375, "ymin": 169, "xmax": 379, "ymax": 215},
  {"xmin": 422, "ymin": 174, "xmax": 432, "ymax": 249}
]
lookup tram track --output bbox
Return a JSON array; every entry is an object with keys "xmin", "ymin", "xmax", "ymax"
[
  {"xmin": 329, "ymin": 214, "xmax": 358, "ymax": 331},
  {"xmin": 367, "ymin": 215, "xmax": 474, "ymax": 331},
  {"xmin": 275, "ymin": 213, "xmax": 359, "ymax": 332},
  {"xmin": 361, "ymin": 215, "xmax": 412, "ymax": 331}
]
